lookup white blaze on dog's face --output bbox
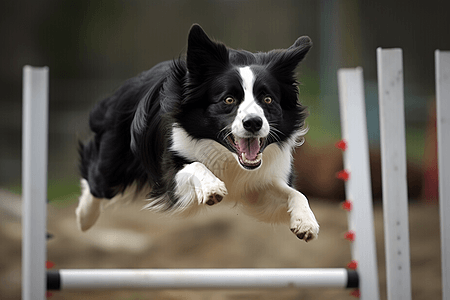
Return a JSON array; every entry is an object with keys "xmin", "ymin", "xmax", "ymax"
[{"xmin": 230, "ymin": 66, "xmax": 270, "ymax": 170}]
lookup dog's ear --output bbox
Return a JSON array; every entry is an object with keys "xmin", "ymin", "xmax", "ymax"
[
  {"xmin": 266, "ymin": 36, "xmax": 312, "ymax": 82},
  {"xmin": 288, "ymin": 36, "xmax": 313, "ymax": 52},
  {"xmin": 186, "ymin": 24, "xmax": 229, "ymax": 77},
  {"xmin": 285, "ymin": 36, "xmax": 312, "ymax": 67}
]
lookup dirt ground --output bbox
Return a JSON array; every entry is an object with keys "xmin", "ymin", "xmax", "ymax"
[{"xmin": 0, "ymin": 189, "xmax": 442, "ymax": 300}]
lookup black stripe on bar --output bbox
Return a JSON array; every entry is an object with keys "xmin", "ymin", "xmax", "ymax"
[
  {"xmin": 47, "ymin": 270, "xmax": 61, "ymax": 290},
  {"xmin": 346, "ymin": 270, "xmax": 359, "ymax": 288}
]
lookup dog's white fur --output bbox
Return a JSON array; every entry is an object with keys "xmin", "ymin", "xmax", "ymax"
[
  {"xmin": 76, "ymin": 67, "xmax": 319, "ymax": 241},
  {"xmin": 232, "ymin": 67, "xmax": 270, "ymax": 138}
]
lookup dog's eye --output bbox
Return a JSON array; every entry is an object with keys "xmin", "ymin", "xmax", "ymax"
[
  {"xmin": 263, "ymin": 96, "xmax": 273, "ymax": 104},
  {"xmin": 224, "ymin": 97, "xmax": 235, "ymax": 105}
]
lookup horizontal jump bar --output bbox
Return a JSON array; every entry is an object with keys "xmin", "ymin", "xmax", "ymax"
[{"xmin": 47, "ymin": 268, "xmax": 358, "ymax": 290}]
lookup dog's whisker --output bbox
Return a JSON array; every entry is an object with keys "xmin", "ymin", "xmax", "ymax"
[
  {"xmin": 218, "ymin": 126, "xmax": 232, "ymax": 141},
  {"xmin": 268, "ymin": 123, "xmax": 282, "ymax": 134},
  {"xmin": 268, "ymin": 129, "xmax": 281, "ymax": 143}
]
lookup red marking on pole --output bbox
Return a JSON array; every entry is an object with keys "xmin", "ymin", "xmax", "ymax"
[
  {"xmin": 345, "ymin": 230, "xmax": 356, "ymax": 242},
  {"xmin": 350, "ymin": 289, "xmax": 361, "ymax": 298},
  {"xmin": 336, "ymin": 169, "xmax": 350, "ymax": 181},
  {"xmin": 46, "ymin": 261, "xmax": 55, "ymax": 269},
  {"xmin": 335, "ymin": 139, "xmax": 348, "ymax": 151},
  {"xmin": 342, "ymin": 200, "xmax": 353, "ymax": 212},
  {"xmin": 347, "ymin": 260, "xmax": 358, "ymax": 270}
]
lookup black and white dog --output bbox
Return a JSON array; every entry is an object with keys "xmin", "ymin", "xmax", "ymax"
[{"xmin": 76, "ymin": 24, "xmax": 319, "ymax": 242}]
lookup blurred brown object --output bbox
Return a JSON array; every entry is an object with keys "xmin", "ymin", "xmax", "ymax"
[
  {"xmin": 294, "ymin": 141, "xmax": 423, "ymax": 201},
  {"xmin": 293, "ymin": 141, "xmax": 345, "ymax": 199},
  {"xmin": 422, "ymin": 101, "xmax": 439, "ymax": 203}
]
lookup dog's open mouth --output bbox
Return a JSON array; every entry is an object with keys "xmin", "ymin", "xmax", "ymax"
[{"xmin": 228, "ymin": 135, "xmax": 265, "ymax": 170}]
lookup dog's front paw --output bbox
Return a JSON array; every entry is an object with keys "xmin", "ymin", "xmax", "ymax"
[
  {"xmin": 198, "ymin": 178, "xmax": 228, "ymax": 206},
  {"xmin": 176, "ymin": 162, "xmax": 228, "ymax": 208},
  {"xmin": 290, "ymin": 217, "xmax": 319, "ymax": 242}
]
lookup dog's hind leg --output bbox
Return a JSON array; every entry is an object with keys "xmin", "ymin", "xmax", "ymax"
[{"xmin": 75, "ymin": 179, "xmax": 103, "ymax": 231}]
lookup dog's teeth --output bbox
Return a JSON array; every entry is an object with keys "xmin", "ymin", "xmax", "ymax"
[{"xmin": 241, "ymin": 152, "xmax": 262, "ymax": 165}]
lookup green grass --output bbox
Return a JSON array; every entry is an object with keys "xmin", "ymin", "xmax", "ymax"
[
  {"xmin": 405, "ymin": 125, "xmax": 426, "ymax": 164},
  {"xmin": 6, "ymin": 178, "xmax": 80, "ymax": 208}
]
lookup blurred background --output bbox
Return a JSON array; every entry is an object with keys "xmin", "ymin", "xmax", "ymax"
[{"xmin": 1, "ymin": 0, "xmax": 449, "ymax": 299}]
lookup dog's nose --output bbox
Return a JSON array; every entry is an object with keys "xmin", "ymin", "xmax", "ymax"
[{"xmin": 242, "ymin": 114, "xmax": 263, "ymax": 133}]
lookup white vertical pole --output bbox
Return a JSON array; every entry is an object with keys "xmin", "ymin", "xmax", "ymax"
[
  {"xmin": 435, "ymin": 50, "xmax": 450, "ymax": 300},
  {"xmin": 338, "ymin": 67, "xmax": 380, "ymax": 300},
  {"xmin": 22, "ymin": 66, "xmax": 49, "ymax": 300},
  {"xmin": 376, "ymin": 48, "xmax": 412, "ymax": 300}
]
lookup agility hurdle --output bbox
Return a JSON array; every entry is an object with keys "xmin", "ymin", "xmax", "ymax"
[
  {"xmin": 21, "ymin": 66, "xmax": 365, "ymax": 298},
  {"xmin": 21, "ymin": 66, "xmax": 369, "ymax": 299}
]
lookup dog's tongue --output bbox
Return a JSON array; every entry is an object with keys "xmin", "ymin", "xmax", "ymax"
[{"xmin": 238, "ymin": 138, "xmax": 260, "ymax": 161}]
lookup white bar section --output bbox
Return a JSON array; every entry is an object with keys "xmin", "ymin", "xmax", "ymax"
[
  {"xmin": 376, "ymin": 48, "xmax": 412, "ymax": 300},
  {"xmin": 22, "ymin": 66, "xmax": 49, "ymax": 300},
  {"xmin": 59, "ymin": 269, "xmax": 350, "ymax": 290},
  {"xmin": 338, "ymin": 68, "xmax": 380, "ymax": 300},
  {"xmin": 436, "ymin": 50, "xmax": 450, "ymax": 300}
]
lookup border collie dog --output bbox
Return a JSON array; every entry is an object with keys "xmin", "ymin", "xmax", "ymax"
[{"xmin": 76, "ymin": 24, "xmax": 319, "ymax": 242}]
